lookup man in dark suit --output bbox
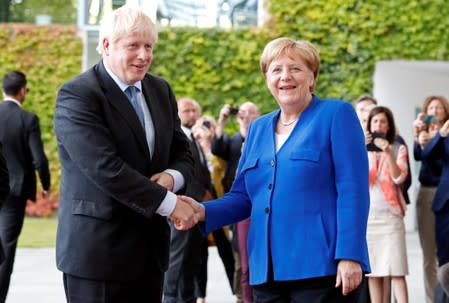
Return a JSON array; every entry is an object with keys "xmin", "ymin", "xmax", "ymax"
[
  {"xmin": 0, "ymin": 143, "xmax": 8, "ymax": 204},
  {"xmin": 212, "ymin": 101, "xmax": 259, "ymax": 303},
  {"xmin": 0, "ymin": 71, "xmax": 51, "ymax": 302},
  {"xmin": 54, "ymin": 6, "xmax": 196, "ymax": 303},
  {"xmin": 163, "ymin": 97, "xmax": 214, "ymax": 303}
]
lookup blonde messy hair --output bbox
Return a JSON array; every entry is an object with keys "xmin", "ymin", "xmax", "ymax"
[{"xmin": 96, "ymin": 6, "xmax": 158, "ymax": 55}]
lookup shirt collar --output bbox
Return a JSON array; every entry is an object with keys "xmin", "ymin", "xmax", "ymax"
[
  {"xmin": 103, "ymin": 62, "xmax": 142, "ymax": 92},
  {"xmin": 181, "ymin": 125, "xmax": 192, "ymax": 139},
  {"xmin": 3, "ymin": 98, "xmax": 22, "ymax": 107}
]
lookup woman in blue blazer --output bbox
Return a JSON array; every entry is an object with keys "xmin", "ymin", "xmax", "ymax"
[{"xmin": 178, "ymin": 37, "xmax": 371, "ymax": 302}]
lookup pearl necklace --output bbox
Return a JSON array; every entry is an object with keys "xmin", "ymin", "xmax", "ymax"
[{"xmin": 279, "ymin": 117, "xmax": 298, "ymax": 126}]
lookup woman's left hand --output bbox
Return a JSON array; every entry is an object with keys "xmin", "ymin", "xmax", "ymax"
[
  {"xmin": 373, "ymin": 137, "xmax": 390, "ymax": 153},
  {"xmin": 335, "ymin": 259, "xmax": 362, "ymax": 295}
]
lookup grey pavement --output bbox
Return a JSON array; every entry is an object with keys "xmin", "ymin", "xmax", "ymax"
[{"xmin": 7, "ymin": 231, "xmax": 425, "ymax": 302}]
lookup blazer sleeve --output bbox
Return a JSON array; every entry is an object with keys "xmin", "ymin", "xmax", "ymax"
[
  {"xmin": 422, "ymin": 133, "xmax": 446, "ymax": 160},
  {"xmin": 330, "ymin": 103, "xmax": 370, "ymax": 269},
  {"xmin": 0, "ymin": 143, "xmax": 9, "ymax": 203},
  {"xmin": 27, "ymin": 114, "xmax": 51, "ymax": 191}
]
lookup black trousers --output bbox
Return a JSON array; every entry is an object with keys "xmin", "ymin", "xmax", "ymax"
[
  {"xmin": 436, "ymin": 202, "xmax": 449, "ymax": 265},
  {"xmin": 63, "ymin": 272, "xmax": 164, "ymax": 303},
  {"xmin": 252, "ymin": 275, "xmax": 367, "ymax": 303},
  {"xmin": 194, "ymin": 227, "xmax": 235, "ymax": 298},
  {"xmin": 0, "ymin": 195, "xmax": 27, "ymax": 303},
  {"xmin": 163, "ymin": 222, "xmax": 203, "ymax": 303}
]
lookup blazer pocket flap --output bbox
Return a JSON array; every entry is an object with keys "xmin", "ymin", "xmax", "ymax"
[
  {"xmin": 290, "ymin": 149, "xmax": 320, "ymax": 162},
  {"xmin": 240, "ymin": 157, "xmax": 259, "ymax": 172},
  {"xmin": 72, "ymin": 199, "xmax": 113, "ymax": 220}
]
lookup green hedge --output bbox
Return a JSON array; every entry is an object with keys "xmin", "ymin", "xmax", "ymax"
[
  {"xmin": 269, "ymin": 0, "xmax": 449, "ymax": 100},
  {"xmin": 2, "ymin": 0, "xmax": 449, "ymax": 193}
]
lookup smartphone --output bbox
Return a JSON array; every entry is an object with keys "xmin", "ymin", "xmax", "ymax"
[
  {"xmin": 202, "ymin": 120, "xmax": 211, "ymax": 129},
  {"xmin": 229, "ymin": 107, "xmax": 239, "ymax": 115},
  {"xmin": 366, "ymin": 132, "xmax": 386, "ymax": 152},
  {"xmin": 421, "ymin": 115, "xmax": 436, "ymax": 124}
]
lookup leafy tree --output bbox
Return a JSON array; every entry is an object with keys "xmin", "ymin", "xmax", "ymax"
[{"xmin": 5, "ymin": 0, "xmax": 76, "ymax": 24}]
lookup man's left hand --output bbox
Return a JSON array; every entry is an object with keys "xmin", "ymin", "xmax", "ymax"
[{"xmin": 150, "ymin": 172, "xmax": 174, "ymax": 191}]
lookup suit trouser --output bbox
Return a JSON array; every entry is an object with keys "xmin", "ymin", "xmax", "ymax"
[
  {"xmin": 163, "ymin": 222, "xmax": 203, "ymax": 303},
  {"xmin": 416, "ymin": 185, "xmax": 438, "ymax": 303},
  {"xmin": 195, "ymin": 227, "xmax": 235, "ymax": 298},
  {"xmin": 0, "ymin": 195, "xmax": 26, "ymax": 303},
  {"xmin": 436, "ymin": 202, "xmax": 449, "ymax": 266},
  {"xmin": 63, "ymin": 271, "xmax": 164, "ymax": 303}
]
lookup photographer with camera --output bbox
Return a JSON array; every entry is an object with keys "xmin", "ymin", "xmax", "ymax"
[
  {"xmin": 365, "ymin": 106, "xmax": 409, "ymax": 303},
  {"xmin": 212, "ymin": 101, "xmax": 259, "ymax": 303},
  {"xmin": 414, "ymin": 96, "xmax": 449, "ymax": 302}
]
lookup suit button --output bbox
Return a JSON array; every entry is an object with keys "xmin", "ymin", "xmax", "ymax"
[
  {"xmin": 268, "ymin": 184, "xmax": 272, "ymax": 189},
  {"xmin": 270, "ymin": 160, "xmax": 275, "ymax": 167},
  {"xmin": 264, "ymin": 207, "xmax": 270, "ymax": 213}
]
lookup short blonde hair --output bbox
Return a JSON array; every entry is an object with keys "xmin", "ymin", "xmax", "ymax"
[
  {"xmin": 96, "ymin": 6, "xmax": 158, "ymax": 55},
  {"xmin": 260, "ymin": 37, "xmax": 320, "ymax": 91}
]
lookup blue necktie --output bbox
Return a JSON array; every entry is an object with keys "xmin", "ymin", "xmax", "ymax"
[{"xmin": 125, "ymin": 86, "xmax": 145, "ymax": 129}]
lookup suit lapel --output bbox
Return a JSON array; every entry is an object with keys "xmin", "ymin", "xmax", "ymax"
[{"xmin": 94, "ymin": 62, "xmax": 152, "ymax": 160}]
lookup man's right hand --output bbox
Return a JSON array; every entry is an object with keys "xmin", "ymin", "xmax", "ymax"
[
  {"xmin": 173, "ymin": 195, "xmax": 205, "ymax": 230},
  {"xmin": 216, "ymin": 104, "xmax": 232, "ymax": 138},
  {"xmin": 170, "ymin": 197, "xmax": 198, "ymax": 230}
]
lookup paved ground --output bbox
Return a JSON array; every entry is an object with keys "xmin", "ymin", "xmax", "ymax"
[{"xmin": 7, "ymin": 231, "xmax": 425, "ymax": 303}]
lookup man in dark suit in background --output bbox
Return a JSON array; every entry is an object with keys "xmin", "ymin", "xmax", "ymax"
[
  {"xmin": 54, "ymin": 6, "xmax": 196, "ymax": 303},
  {"xmin": 212, "ymin": 101, "xmax": 259, "ymax": 303},
  {"xmin": 0, "ymin": 71, "xmax": 51, "ymax": 303},
  {"xmin": 0, "ymin": 143, "xmax": 7, "ymax": 267},
  {"xmin": 163, "ymin": 97, "xmax": 214, "ymax": 303},
  {"xmin": 0, "ymin": 143, "xmax": 8, "ymax": 205}
]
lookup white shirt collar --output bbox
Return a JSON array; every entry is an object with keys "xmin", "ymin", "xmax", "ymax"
[
  {"xmin": 181, "ymin": 125, "xmax": 192, "ymax": 139},
  {"xmin": 3, "ymin": 98, "xmax": 22, "ymax": 107},
  {"xmin": 103, "ymin": 62, "xmax": 142, "ymax": 92}
]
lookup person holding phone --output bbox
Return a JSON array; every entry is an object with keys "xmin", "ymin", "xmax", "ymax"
[{"xmin": 365, "ymin": 106, "xmax": 409, "ymax": 303}]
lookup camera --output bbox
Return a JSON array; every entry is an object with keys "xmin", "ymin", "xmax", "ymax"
[
  {"xmin": 421, "ymin": 115, "xmax": 436, "ymax": 125},
  {"xmin": 366, "ymin": 132, "xmax": 386, "ymax": 152},
  {"xmin": 229, "ymin": 107, "xmax": 239, "ymax": 115},
  {"xmin": 202, "ymin": 120, "xmax": 211, "ymax": 129}
]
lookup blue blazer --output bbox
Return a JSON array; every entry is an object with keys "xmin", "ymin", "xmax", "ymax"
[
  {"xmin": 203, "ymin": 96, "xmax": 370, "ymax": 285},
  {"xmin": 422, "ymin": 133, "xmax": 449, "ymax": 212}
]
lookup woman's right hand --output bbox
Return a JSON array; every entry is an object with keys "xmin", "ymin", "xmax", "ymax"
[{"xmin": 364, "ymin": 130, "xmax": 372, "ymax": 145}]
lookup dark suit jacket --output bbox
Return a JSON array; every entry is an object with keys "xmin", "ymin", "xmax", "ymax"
[
  {"xmin": 422, "ymin": 133, "xmax": 449, "ymax": 212},
  {"xmin": 54, "ymin": 60, "xmax": 193, "ymax": 281},
  {"xmin": 0, "ymin": 101, "xmax": 50, "ymax": 201},
  {"xmin": 211, "ymin": 132, "xmax": 244, "ymax": 192},
  {"xmin": 184, "ymin": 135, "xmax": 214, "ymax": 202},
  {"xmin": 0, "ymin": 143, "xmax": 9, "ymax": 203}
]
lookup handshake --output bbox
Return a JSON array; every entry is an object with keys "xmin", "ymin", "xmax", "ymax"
[{"xmin": 170, "ymin": 195, "xmax": 205, "ymax": 230}]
